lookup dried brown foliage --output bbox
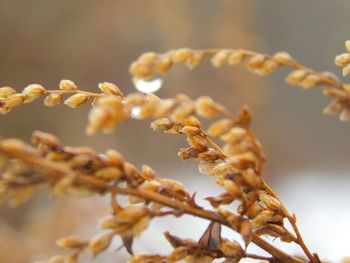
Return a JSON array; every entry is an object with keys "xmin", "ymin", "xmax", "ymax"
[{"xmin": 1, "ymin": 40, "xmax": 350, "ymax": 263}]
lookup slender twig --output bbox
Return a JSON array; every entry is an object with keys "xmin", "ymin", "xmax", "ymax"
[
  {"xmin": 47, "ymin": 89, "xmax": 102, "ymax": 97},
  {"xmin": 262, "ymin": 181, "xmax": 319, "ymax": 263},
  {"xmin": 244, "ymin": 253, "xmax": 274, "ymax": 262}
]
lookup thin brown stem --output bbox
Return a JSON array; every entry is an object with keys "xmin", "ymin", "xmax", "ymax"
[
  {"xmin": 262, "ymin": 181, "xmax": 319, "ymax": 263},
  {"xmin": 202, "ymin": 131, "xmax": 227, "ymax": 157},
  {"xmin": 244, "ymin": 253, "xmax": 274, "ymax": 262},
  {"xmin": 48, "ymin": 89, "xmax": 102, "ymax": 97}
]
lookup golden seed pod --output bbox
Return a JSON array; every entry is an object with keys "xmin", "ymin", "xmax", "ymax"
[
  {"xmin": 247, "ymin": 54, "xmax": 266, "ymax": 69},
  {"xmin": 335, "ymin": 53, "xmax": 350, "ymax": 67},
  {"xmin": 0, "ymin": 138, "xmax": 28, "ymax": 153},
  {"xmin": 207, "ymin": 163, "xmax": 229, "ymax": 178},
  {"xmin": 125, "ymin": 92, "xmax": 146, "ymax": 105},
  {"xmin": 98, "ymin": 82, "xmax": 123, "ymax": 96},
  {"xmin": 32, "ymin": 130, "xmax": 60, "ymax": 148},
  {"xmin": 223, "ymin": 180, "xmax": 241, "ymax": 197},
  {"xmin": 88, "ymin": 232, "xmax": 114, "ymax": 258},
  {"xmin": 137, "ymin": 52, "xmax": 159, "ymax": 64},
  {"xmin": 285, "ymin": 69, "xmax": 308, "ymax": 85},
  {"xmin": 155, "ymin": 56, "xmax": 172, "ymax": 74},
  {"xmin": 22, "ymin": 84, "xmax": 46, "ymax": 97},
  {"xmin": 171, "ymin": 103, "xmax": 195, "ymax": 122},
  {"xmin": 161, "ymin": 178, "xmax": 186, "ymax": 193},
  {"xmin": 195, "ymin": 96, "xmax": 221, "ymax": 119},
  {"xmin": 115, "ymin": 206, "xmax": 149, "ymax": 222},
  {"xmin": 64, "ymin": 94, "xmax": 89, "ymax": 108},
  {"xmin": 181, "ymin": 126, "xmax": 200, "ymax": 136},
  {"xmin": 187, "ymin": 135, "xmax": 208, "ymax": 151},
  {"xmin": 0, "ymin": 86, "xmax": 16, "ymax": 98},
  {"xmin": 3, "ymin": 94, "xmax": 25, "ymax": 108},
  {"xmin": 197, "ymin": 149, "xmax": 223, "ymax": 161},
  {"xmin": 44, "ymin": 93, "xmax": 63, "ymax": 107},
  {"xmin": 129, "ymin": 63, "xmax": 153, "ymax": 78},
  {"xmin": 258, "ymin": 60, "xmax": 279, "ymax": 75},
  {"xmin": 198, "ymin": 161, "xmax": 219, "ymax": 176},
  {"xmin": 141, "ymin": 165, "xmax": 156, "ymax": 179},
  {"xmin": 242, "ymin": 169, "xmax": 261, "ymax": 188},
  {"xmin": 273, "ymin": 52, "xmax": 295, "ymax": 65},
  {"xmin": 220, "ymin": 127, "xmax": 247, "ymax": 143},
  {"xmin": 207, "ymin": 119, "xmax": 234, "ymax": 137},
  {"xmin": 211, "ymin": 50, "xmax": 230, "ymax": 67},
  {"xmin": 252, "ymin": 210, "xmax": 275, "ymax": 226},
  {"xmin": 105, "ymin": 149, "xmax": 124, "ymax": 167},
  {"xmin": 259, "ymin": 192, "xmax": 283, "ymax": 211},
  {"xmin": 56, "ymin": 236, "xmax": 88, "ymax": 249},
  {"xmin": 181, "ymin": 116, "xmax": 201, "ymax": 128},
  {"xmin": 59, "ymin": 79, "xmax": 78, "ymax": 91},
  {"xmin": 154, "ymin": 99, "xmax": 175, "ymax": 117},
  {"xmin": 185, "ymin": 51, "xmax": 204, "ymax": 69},
  {"xmin": 178, "ymin": 147, "xmax": 200, "ymax": 160},
  {"xmin": 228, "ymin": 50, "xmax": 245, "ymax": 65},
  {"xmin": 170, "ymin": 48, "xmax": 193, "ymax": 63},
  {"xmin": 151, "ymin": 118, "xmax": 174, "ymax": 131},
  {"xmin": 300, "ymin": 74, "xmax": 321, "ymax": 89},
  {"xmin": 143, "ymin": 176, "xmax": 162, "ymax": 188},
  {"xmin": 86, "ymin": 108, "xmax": 109, "ymax": 135},
  {"xmin": 95, "ymin": 167, "xmax": 122, "ymax": 180}
]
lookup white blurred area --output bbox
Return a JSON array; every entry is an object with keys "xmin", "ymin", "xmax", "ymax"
[{"xmin": 275, "ymin": 170, "xmax": 350, "ymax": 262}]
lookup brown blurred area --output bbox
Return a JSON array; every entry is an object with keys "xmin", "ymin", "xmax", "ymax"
[{"xmin": 1, "ymin": 1, "xmax": 350, "ymax": 262}]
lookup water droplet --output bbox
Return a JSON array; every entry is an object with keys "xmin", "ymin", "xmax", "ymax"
[
  {"xmin": 133, "ymin": 76, "xmax": 163, "ymax": 93},
  {"xmin": 131, "ymin": 106, "xmax": 141, "ymax": 119}
]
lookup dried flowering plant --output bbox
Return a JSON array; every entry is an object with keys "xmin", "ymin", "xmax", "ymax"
[{"xmin": 1, "ymin": 41, "xmax": 350, "ymax": 263}]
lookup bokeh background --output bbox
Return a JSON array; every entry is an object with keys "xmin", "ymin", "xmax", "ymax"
[{"xmin": 0, "ymin": 1, "xmax": 350, "ymax": 262}]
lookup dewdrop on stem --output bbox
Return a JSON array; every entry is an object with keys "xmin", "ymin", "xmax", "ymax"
[{"xmin": 132, "ymin": 75, "xmax": 163, "ymax": 93}]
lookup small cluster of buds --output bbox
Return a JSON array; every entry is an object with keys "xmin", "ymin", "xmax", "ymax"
[
  {"xmin": 0, "ymin": 84, "xmax": 46, "ymax": 114},
  {"xmin": 130, "ymin": 47, "xmax": 350, "ymax": 124},
  {"xmin": 150, "ymin": 102, "xmax": 292, "ymax": 249},
  {"xmin": 50, "ymin": 207, "xmax": 152, "ymax": 262},
  {"xmin": 335, "ymin": 40, "xmax": 350, "ymax": 76},
  {"xmin": 87, "ymin": 91, "xmax": 228, "ymax": 134},
  {"xmin": 0, "ymin": 80, "xmax": 123, "ymax": 114}
]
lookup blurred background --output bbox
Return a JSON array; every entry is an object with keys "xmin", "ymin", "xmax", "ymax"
[{"xmin": 0, "ymin": 0, "xmax": 350, "ymax": 262}]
